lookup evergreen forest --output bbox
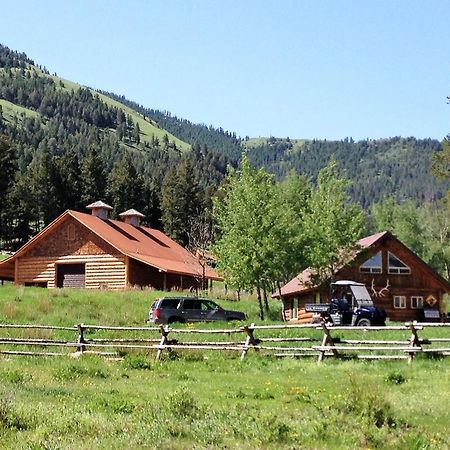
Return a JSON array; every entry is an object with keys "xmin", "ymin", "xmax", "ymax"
[{"xmin": 0, "ymin": 43, "xmax": 449, "ymax": 286}]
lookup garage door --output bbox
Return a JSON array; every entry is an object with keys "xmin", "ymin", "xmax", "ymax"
[{"xmin": 56, "ymin": 264, "xmax": 86, "ymax": 288}]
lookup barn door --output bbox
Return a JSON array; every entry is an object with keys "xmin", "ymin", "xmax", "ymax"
[{"xmin": 56, "ymin": 264, "xmax": 86, "ymax": 288}]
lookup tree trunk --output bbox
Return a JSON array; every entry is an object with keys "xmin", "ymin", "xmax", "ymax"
[
  {"xmin": 263, "ymin": 285, "xmax": 270, "ymax": 313},
  {"xmin": 237, "ymin": 288, "xmax": 241, "ymax": 301},
  {"xmin": 277, "ymin": 281, "xmax": 285, "ymax": 321},
  {"xmin": 257, "ymin": 284, "xmax": 264, "ymax": 321}
]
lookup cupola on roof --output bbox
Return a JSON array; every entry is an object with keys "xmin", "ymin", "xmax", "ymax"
[
  {"xmin": 86, "ymin": 201, "xmax": 113, "ymax": 219},
  {"xmin": 119, "ymin": 208, "xmax": 145, "ymax": 226}
]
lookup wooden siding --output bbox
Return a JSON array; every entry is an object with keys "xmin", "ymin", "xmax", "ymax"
[
  {"xmin": 16, "ymin": 217, "xmax": 127, "ymax": 290},
  {"xmin": 26, "ymin": 216, "xmax": 118, "ymax": 258},
  {"xmin": 282, "ymin": 236, "xmax": 446, "ymax": 322},
  {"xmin": 16, "ymin": 254, "xmax": 126, "ymax": 290}
]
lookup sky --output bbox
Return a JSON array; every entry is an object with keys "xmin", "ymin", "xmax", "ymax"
[{"xmin": 1, "ymin": 0, "xmax": 449, "ymax": 141}]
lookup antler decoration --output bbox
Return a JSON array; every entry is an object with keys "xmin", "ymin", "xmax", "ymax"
[
  {"xmin": 378, "ymin": 279, "xmax": 391, "ymax": 297},
  {"xmin": 371, "ymin": 279, "xmax": 378, "ymax": 298}
]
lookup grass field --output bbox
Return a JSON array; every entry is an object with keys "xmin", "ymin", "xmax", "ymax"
[{"xmin": 0, "ymin": 284, "xmax": 449, "ymax": 449}]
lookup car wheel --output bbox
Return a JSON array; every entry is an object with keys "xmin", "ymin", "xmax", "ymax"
[
  {"xmin": 168, "ymin": 317, "xmax": 185, "ymax": 324},
  {"xmin": 356, "ymin": 318, "xmax": 371, "ymax": 327}
]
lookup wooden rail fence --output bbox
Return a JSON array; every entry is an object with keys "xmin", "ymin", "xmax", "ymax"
[{"xmin": 0, "ymin": 322, "xmax": 449, "ymax": 363}]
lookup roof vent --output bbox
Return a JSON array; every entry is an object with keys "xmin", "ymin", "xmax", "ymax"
[
  {"xmin": 119, "ymin": 209, "xmax": 145, "ymax": 226},
  {"xmin": 86, "ymin": 201, "xmax": 113, "ymax": 219}
]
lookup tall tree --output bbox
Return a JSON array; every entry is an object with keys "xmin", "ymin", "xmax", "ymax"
[
  {"xmin": 106, "ymin": 152, "xmax": 141, "ymax": 216},
  {"xmin": 431, "ymin": 137, "xmax": 450, "ymax": 181},
  {"xmin": 5, "ymin": 171, "xmax": 36, "ymax": 249},
  {"xmin": 303, "ymin": 158, "xmax": 364, "ymax": 284},
  {"xmin": 160, "ymin": 157, "xmax": 203, "ymax": 246},
  {"xmin": 0, "ymin": 135, "xmax": 18, "ymax": 247},
  {"xmin": 213, "ymin": 156, "xmax": 292, "ymax": 319},
  {"xmin": 80, "ymin": 146, "xmax": 106, "ymax": 205},
  {"xmin": 28, "ymin": 149, "xmax": 59, "ymax": 226},
  {"xmin": 54, "ymin": 150, "xmax": 82, "ymax": 212}
]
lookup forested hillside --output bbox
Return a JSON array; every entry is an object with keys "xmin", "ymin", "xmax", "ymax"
[
  {"xmin": 245, "ymin": 137, "xmax": 447, "ymax": 208},
  {"xmin": 0, "ymin": 44, "xmax": 230, "ymax": 250},
  {"xmin": 0, "ymin": 43, "xmax": 447, "ymax": 258},
  {"xmin": 99, "ymin": 91, "xmax": 243, "ymax": 163}
]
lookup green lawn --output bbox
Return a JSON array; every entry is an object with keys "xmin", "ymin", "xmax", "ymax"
[{"xmin": 0, "ymin": 284, "xmax": 448, "ymax": 449}]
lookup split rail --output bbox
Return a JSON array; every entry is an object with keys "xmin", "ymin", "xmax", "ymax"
[{"xmin": 0, "ymin": 322, "xmax": 449, "ymax": 363}]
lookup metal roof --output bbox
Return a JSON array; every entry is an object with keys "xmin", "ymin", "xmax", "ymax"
[{"xmin": 0, "ymin": 210, "xmax": 222, "ymax": 281}]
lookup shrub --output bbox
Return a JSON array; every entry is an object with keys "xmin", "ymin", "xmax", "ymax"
[
  {"xmin": 54, "ymin": 364, "xmax": 109, "ymax": 381},
  {"xmin": 386, "ymin": 371, "xmax": 407, "ymax": 385},
  {"xmin": 167, "ymin": 387, "xmax": 200, "ymax": 419},
  {"xmin": 0, "ymin": 394, "xmax": 30, "ymax": 430},
  {"xmin": 123, "ymin": 354, "xmax": 152, "ymax": 370}
]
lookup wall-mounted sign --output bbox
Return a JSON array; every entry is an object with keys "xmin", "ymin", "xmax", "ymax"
[{"xmin": 425, "ymin": 294, "xmax": 438, "ymax": 307}]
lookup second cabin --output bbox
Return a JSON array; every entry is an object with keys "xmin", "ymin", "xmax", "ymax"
[{"xmin": 276, "ymin": 231, "xmax": 450, "ymax": 323}]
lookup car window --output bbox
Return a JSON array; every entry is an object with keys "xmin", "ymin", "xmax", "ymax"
[
  {"xmin": 161, "ymin": 298, "xmax": 181, "ymax": 309},
  {"xmin": 182, "ymin": 300, "xmax": 201, "ymax": 310},
  {"xmin": 201, "ymin": 300, "xmax": 218, "ymax": 311}
]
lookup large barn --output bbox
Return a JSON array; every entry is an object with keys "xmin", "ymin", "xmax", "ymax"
[
  {"xmin": 276, "ymin": 231, "xmax": 450, "ymax": 322},
  {"xmin": 0, "ymin": 201, "xmax": 221, "ymax": 290}
]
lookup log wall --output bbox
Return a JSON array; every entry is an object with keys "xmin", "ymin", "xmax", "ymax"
[
  {"xmin": 283, "ymin": 237, "xmax": 447, "ymax": 322},
  {"xmin": 15, "ymin": 216, "xmax": 126, "ymax": 290},
  {"xmin": 16, "ymin": 254, "xmax": 126, "ymax": 289}
]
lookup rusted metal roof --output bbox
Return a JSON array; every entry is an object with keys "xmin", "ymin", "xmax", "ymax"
[{"xmin": 0, "ymin": 210, "xmax": 222, "ymax": 281}]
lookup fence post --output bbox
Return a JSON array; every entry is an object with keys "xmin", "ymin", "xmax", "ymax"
[
  {"xmin": 407, "ymin": 321, "xmax": 421, "ymax": 364},
  {"xmin": 156, "ymin": 325, "xmax": 170, "ymax": 361},
  {"xmin": 240, "ymin": 323, "xmax": 258, "ymax": 360},
  {"xmin": 76, "ymin": 323, "xmax": 85, "ymax": 353},
  {"xmin": 318, "ymin": 322, "xmax": 338, "ymax": 363}
]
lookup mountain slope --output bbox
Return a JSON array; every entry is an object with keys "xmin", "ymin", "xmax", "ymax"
[{"xmin": 244, "ymin": 137, "xmax": 447, "ymax": 208}]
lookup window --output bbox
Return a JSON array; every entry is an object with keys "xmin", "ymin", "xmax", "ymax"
[
  {"xmin": 360, "ymin": 251, "xmax": 382, "ymax": 273},
  {"xmin": 201, "ymin": 300, "xmax": 218, "ymax": 311},
  {"xmin": 393, "ymin": 296, "xmax": 406, "ymax": 309},
  {"xmin": 291, "ymin": 299, "xmax": 298, "ymax": 320},
  {"xmin": 388, "ymin": 252, "xmax": 410, "ymax": 275},
  {"xmin": 161, "ymin": 298, "xmax": 181, "ymax": 309},
  {"xmin": 411, "ymin": 296, "xmax": 423, "ymax": 309}
]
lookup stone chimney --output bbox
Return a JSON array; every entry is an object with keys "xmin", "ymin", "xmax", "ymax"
[
  {"xmin": 86, "ymin": 201, "xmax": 113, "ymax": 219},
  {"xmin": 119, "ymin": 209, "xmax": 145, "ymax": 226}
]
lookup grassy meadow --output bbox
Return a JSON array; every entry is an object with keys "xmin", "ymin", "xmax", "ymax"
[{"xmin": 0, "ymin": 283, "xmax": 449, "ymax": 449}]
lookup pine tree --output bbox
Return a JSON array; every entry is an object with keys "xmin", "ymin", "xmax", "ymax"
[
  {"xmin": 80, "ymin": 146, "xmax": 106, "ymax": 206},
  {"xmin": 106, "ymin": 152, "xmax": 141, "ymax": 216},
  {"xmin": 0, "ymin": 135, "xmax": 18, "ymax": 246},
  {"xmin": 160, "ymin": 157, "xmax": 203, "ymax": 246},
  {"xmin": 133, "ymin": 122, "xmax": 140, "ymax": 144},
  {"xmin": 56, "ymin": 150, "xmax": 82, "ymax": 211}
]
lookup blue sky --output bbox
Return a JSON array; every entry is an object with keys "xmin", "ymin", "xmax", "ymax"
[{"xmin": 1, "ymin": 0, "xmax": 449, "ymax": 140}]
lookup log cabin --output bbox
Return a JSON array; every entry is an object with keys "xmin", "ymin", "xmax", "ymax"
[
  {"xmin": 0, "ymin": 201, "xmax": 221, "ymax": 290},
  {"xmin": 275, "ymin": 231, "xmax": 450, "ymax": 322}
]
